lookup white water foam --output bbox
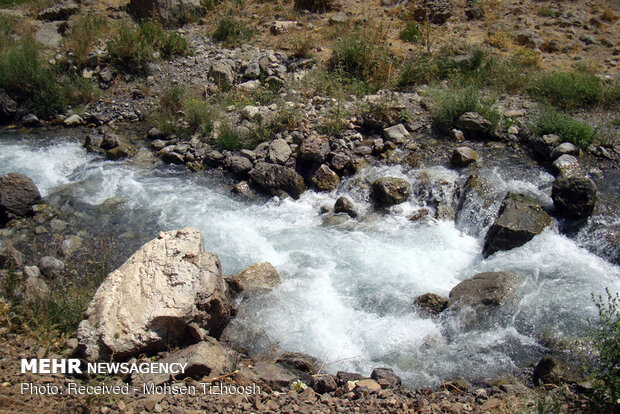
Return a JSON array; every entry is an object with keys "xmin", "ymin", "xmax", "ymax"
[{"xmin": 1, "ymin": 133, "xmax": 618, "ymax": 386}]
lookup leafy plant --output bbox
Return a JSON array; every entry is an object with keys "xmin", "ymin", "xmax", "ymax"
[{"xmin": 161, "ymin": 32, "xmax": 189, "ymax": 58}]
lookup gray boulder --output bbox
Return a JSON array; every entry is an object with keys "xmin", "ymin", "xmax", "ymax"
[
  {"xmin": 0, "ymin": 244, "xmax": 23, "ymax": 268},
  {"xmin": 483, "ymin": 193, "xmax": 552, "ymax": 257},
  {"xmin": 231, "ymin": 262, "xmax": 281, "ymax": 293},
  {"xmin": 550, "ymin": 142, "xmax": 579, "ymax": 160},
  {"xmin": 268, "ymin": 139, "xmax": 292, "ymax": 164},
  {"xmin": 310, "ymin": 164, "xmax": 340, "ymax": 191},
  {"xmin": 530, "ymin": 134, "xmax": 560, "ymax": 159},
  {"xmin": 450, "ymin": 146, "xmax": 479, "ymax": 167},
  {"xmin": 226, "ymin": 155, "xmax": 253, "ymax": 176},
  {"xmin": 209, "ymin": 60, "xmax": 235, "ymax": 88},
  {"xmin": 39, "ymin": 256, "xmax": 65, "ymax": 278},
  {"xmin": 371, "ymin": 177, "xmax": 411, "ymax": 207},
  {"xmin": 249, "ymin": 162, "xmax": 306, "ymax": 199},
  {"xmin": 455, "ymin": 112, "xmax": 492, "ymax": 135},
  {"xmin": 448, "ymin": 271, "xmax": 518, "ymax": 308},
  {"xmin": 371, "ymin": 368, "xmax": 401, "ymax": 388},
  {"xmin": 0, "ymin": 173, "xmax": 41, "ymax": 226},
  {"xmin": 300, "ymin": 134, "xmax": 330, "ymax": 163},
  {"xmin": 20, "ymin": 114, "xmax": 40, "ymax": 127},
  {"xmin": 77, "ymin": 228, "xmax": 231, "ymax": 360},
  {"xmin": 383, "ymin": 124, "xmax": 409, "ymax": 144},
  {"xmin": 552, "ymin": 154, "xmax": 582, "ymax": 177},
  {"xmin": 551, "ymin": 176, "xmax": 597, "ymax": 219}
]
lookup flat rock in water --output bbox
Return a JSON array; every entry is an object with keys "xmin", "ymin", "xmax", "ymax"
[
  {"xmin": 483, "ymin": 193, "xmax": 552, "ymax": 257},
  {"xmin": 448, "ymin": 271, "xmax": 518, "ymax": 308}
]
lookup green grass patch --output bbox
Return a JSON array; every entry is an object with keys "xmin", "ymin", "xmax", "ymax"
[
  {"xmin": 216, "ymin": 123, "xmax": 243, "ymax": 150},
  {"xmin": 587, "ymin": 289, "xmax": 620, "ymax": 412},
  {"xmin": 530, "ymin": 108, "xmax": 597, "ymax": 148},
  {"xmin": 430, "ymin": 85, "xmax": 500, "ymax": 132},
  {"xmin": 1, "ymin": 256, "xmax": 108, "ymax": 350},
  {"xmin": 212, "ymin": 14, "xmax": 253, "ymax": 46},
  {"xmin": 530, "ymin": 67, "xmax": 605, "ymax": 109},
  {"xmin": 329, "ymin": 29, "xmax": 394, "ymax": 89},
  {"xmin": 108, "ymin": 21, "xmax": 190, "ymax": 75},
  {"xmin": 63, "ymin": 14, "xmax": 109, "ymax": 66},
  {"xmin": 0, "ymin": 38, "xmax": 67, "ymax": 116},
  {"xmin": 400, "ymin": 22, "xmax": 422, "ymax": 43},
  {"xmin": 397, "ymin": 45, "xmax": 540, "ymax": 94}
]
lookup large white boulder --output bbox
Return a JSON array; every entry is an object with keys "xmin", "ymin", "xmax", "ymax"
[{"xmin": 77, "ymin": 227, "xmax": 230, "ymax": 361}]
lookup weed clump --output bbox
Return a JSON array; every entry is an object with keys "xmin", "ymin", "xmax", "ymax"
[
  {"xmin": 430, "ymin": 86, "xmax": 500, "ymax": 132},
  {"xmin": 212, "ymin": 15, "xmax": 253, "ymax": 46},
  {"xmin": 587, "ymin": 289, "xmax": 620, "ymax": 412},
  {"xmin": 530, "ymin": 67, "xmax": 605, "ymax": 109},
  {"xmin": 108, "ymin": 21, "xmax": 189, "ymax": 75},
  {"xmin": 531, "ymin": 108, "xmax": 597, "ymax": 148}
]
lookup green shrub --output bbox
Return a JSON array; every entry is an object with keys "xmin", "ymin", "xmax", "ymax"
[
  {"xmin": 398, "ymin": 46, "xmax": 488, "ymax": 89},
  {"xmin": 184, "ymin": 98, "xmax": 213, "ymax": 134},
  {"xmin": 530, "ymin": 68, "xmax": 605, "ymax": 109},
  {"xmin": 294, "ymin": 0, "xmax": 335, "ymax": 13},
  {"xmin": 107, "ymin": 23, "xmax": 157, "ymax": 74},
  {"xmin": 216, "ymin": 124, "xmax": 243, "ymax": 150},
  {"xmin": 161, "ymin": 32, "xmax": 189, "ymax": 58},
  {"xmin": 401, "ymin": 22, "xmax": 422, "ymax": 43},
  {"xmin": 531, "ymin": 108, "xmax": 597, "ymax": 148},
  {"xmin": 64, "ymin": 14, "xmax": 109, "ymax": 66},
  {"xmin": 330, "ymin": 29, "xmax": 393, "ymax": 89},
  {"xmin": 0, "ymin": 38, "xmax": 68, "ymax": 116},
  {"xmin": 430, "ymin": 85, "xmax": 500, "ymax": 132},
  {"xmin": 587, "ymin": 289, "xmax": 620, "ymax": 412},
  {"xmin": 212, "ymin": 15, "xmax": 252, "ymax": 45},
  {"xmin": 108, "ymin": 21, "xmax": 189, "ymax": 74}
]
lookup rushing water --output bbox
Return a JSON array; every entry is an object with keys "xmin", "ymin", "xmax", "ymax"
[{"xmin": 1, "ymin": 131, "xmax": 619, "ymax": 387}]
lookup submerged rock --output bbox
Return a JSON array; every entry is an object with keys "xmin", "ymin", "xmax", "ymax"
[
  {"xmin": 77, "ymin": 227, "xmax": 231, "ymax": 360},
  {"xmin": 551, "ymin": 176, "xmax": 597, "ymax": 220},
  {"xmin": 448, "ymin": 271, "xmax": 518, "ymax": 308},
  {"xmin": 414, "ymin": 293, "xmax": 448, "ymax": 316},
  {"xmin": 334, "ymin": 196, "xmax": 358, "ymax": 218},
  {"xmin": 371, "ymin": 177, "xmax": 411, "ymax": 207},
  {"xmin": 483, "ymin": 193, "xmax": 552, "ymax": 257}
]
